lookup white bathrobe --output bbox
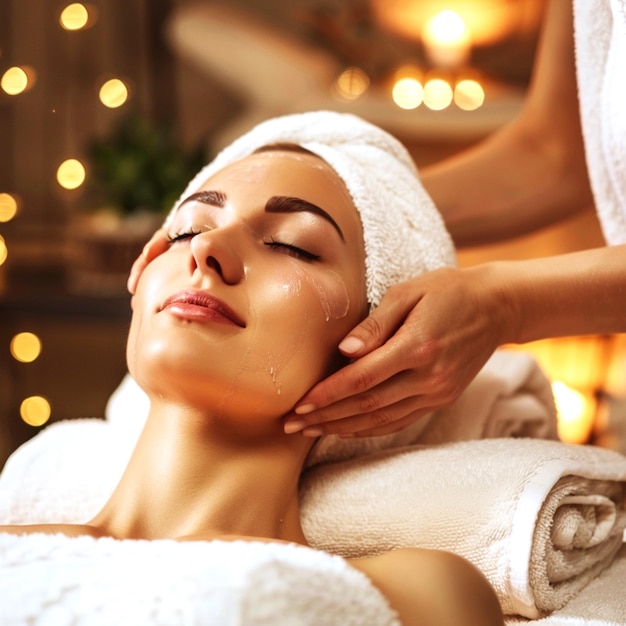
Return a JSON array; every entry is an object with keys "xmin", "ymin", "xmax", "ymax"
[{"xmin": 574, "ymin": 0, "xmax": 626, "ymax": 244}]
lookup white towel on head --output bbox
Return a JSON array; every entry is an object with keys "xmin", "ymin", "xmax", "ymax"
[{"xmin": 164, "ymin": 110, "xmax": 456, "ymax": 308}]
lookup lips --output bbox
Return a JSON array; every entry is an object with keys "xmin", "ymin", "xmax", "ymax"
[{"xmin": 160, "ymin": 290, "xmax": 246, "ymax": 328}]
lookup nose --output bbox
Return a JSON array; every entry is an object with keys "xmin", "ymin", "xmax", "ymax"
[{"xmin": 189, "ymin": 228, "xmax": 245, "ymax": 285}]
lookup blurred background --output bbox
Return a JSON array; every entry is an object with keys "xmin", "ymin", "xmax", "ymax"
[{"xmin": 1, "ymin": 0, "xmax": 625, "ymax": 469}]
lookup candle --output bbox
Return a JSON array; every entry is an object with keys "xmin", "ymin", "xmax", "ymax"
[{"xmin": 422, "ymin": 10, "xmax": 471, "ymax": 69}]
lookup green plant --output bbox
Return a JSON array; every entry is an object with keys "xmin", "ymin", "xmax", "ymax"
[{"xmin": 87, "ymin": 113, "xmax": 205, "ymax": 215}]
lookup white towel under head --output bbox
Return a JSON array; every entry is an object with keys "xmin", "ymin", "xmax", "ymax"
[{"xmin": 164, "ymin": 110, "xmax": 456, "ymax": 308}]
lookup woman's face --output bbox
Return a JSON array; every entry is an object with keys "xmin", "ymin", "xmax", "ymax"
[{"xmin": 127, "ymin": 149, "xmax": 367, "ymax": 422}]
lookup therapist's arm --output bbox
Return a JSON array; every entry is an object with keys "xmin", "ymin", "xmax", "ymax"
[{"xmin": 421, "ymin": 0, "xmax": 593, "ymax": 247}]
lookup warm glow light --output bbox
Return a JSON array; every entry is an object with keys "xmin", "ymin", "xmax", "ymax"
[
  {"xmin": 0, "ymin": 193, "xmax": 18, "ymax": 222},
  {"xmin": 60, "ymin": 3, "xmax": 89, "ymax": 30},
  {"xmin": 0, "ymin": 235, "xmax": 7, "ymax": 267},
  {"xmin": 1, "ymin": 66, "xmax": 31, "ymax": 95},
  {"xmin": 99, "ymin": 78, "xmax": 129, "ymax": 108},
  {"xmin": 422, "ymin": 10, "xmax": 470, "ymax": 68},
  {"xmin": 454, "ymin": 79, "xmax": 485, "ymax": 110},
  {"xmin": 334, "ymin": 67, "xmax": 370, "ymax": 100},
  {"xmin": 57, "ymin": 158, "xmax": 86, "ymax": 190},
  {"xmin": 552, "ymin": 381, "xmax": 596, "ymax": 444},
  {"xmin": 423, "ymin": 78, "xmax": 453, "ymax": 110},
  {"xmin": 20, "ymin": 396, "xmax": 51, "ymax": 427},
  {"xmin": 392, "ymin": 77, "xmax": 424, "ymax": 110},
  {"xmin": 371, "ymin": 0, "xmax": 542, "ymax": 48},
  {"xmin": 425, "ymin": 10, "xmax": 468, "ymax": 45},
  {"xmin": 10, "ymin": 332, "xmax": 42, "ymax": 363}
]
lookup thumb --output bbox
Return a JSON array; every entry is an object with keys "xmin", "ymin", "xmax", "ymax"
[
  {"xmin": 338, "ymin": 292, "xmax": 412, "ymax": 357},
  {"xmin": 127, "ymin": 229, "xmax": 169, "ymax": 294}
]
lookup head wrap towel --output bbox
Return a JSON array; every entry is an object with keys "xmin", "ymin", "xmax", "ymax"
[{"xmin": 165, "ymin": 110, "xmax": 456, "ymax": 308}]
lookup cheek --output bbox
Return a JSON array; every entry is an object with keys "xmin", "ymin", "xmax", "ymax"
[
  {"xmin": 291, "ymin": 264, "xmax": 352, "ymax": 321},
  {"xmin": 243, "ymin": 264, "xmax": 358, "ymax": 400},
  {"xmin": 125, "ymin": 261, "xmax": 177, "ymax": 381}
]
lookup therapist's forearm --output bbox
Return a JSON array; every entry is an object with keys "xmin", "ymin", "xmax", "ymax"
[
  {"xmin": 483, "ymin": 244, "xmax": 626, "ymax": 344},
  {"xmin": 420, "ymin": 0, "xmax": 593, "ymax": 248},
  {"xmin": 419, "ymin": 121, "xmax": 590, "ymax": 247}
]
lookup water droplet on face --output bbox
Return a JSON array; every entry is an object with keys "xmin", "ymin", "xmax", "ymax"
[{"xmin": 293, "ymin": 266, "xmax": 350, "ymax": 322}]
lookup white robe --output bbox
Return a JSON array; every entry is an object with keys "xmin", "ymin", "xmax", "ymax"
[{"xmin": 574, "ymin": 0, "xmax": 626, "ymax": 244}]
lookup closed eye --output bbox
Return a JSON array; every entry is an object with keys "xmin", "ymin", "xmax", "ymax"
[
  {"xmin": 167, "ymin": 228, "xmax": 203, "ymax": 245},
  {"xmin": 265, "ymin": 239, "xmax": 320, "ymax": 262}
]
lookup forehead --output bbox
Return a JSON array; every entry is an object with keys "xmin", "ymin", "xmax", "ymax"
[{"xmin": 199, "ymin": 150, "xmax": 361, "ymax": 230}]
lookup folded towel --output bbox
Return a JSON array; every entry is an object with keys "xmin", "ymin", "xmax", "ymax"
[
  {"xmin": 307, "ymin": 349, "xmax": 558, "ymax": 467},
  {"xmin": 300, "ymin": 438, "xmax": 626, "ymax": 618},
  {"xmin": 0, "ymin": 533, "xmax": 399, "ymax": 626}
]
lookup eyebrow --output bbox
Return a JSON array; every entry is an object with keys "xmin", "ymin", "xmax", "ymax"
[
  {"xmin": 265, "ymin": 195, "xmax": 344, "ymax": 241},
  {"xmin": 178, "ymin": 190, "xmax": 345, "ymax": 241},
  {"xmin": 178, "ymin": 190, "xmax": 227, "ymax": 208}
]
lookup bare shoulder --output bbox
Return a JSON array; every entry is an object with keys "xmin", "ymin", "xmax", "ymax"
[
  {"xmin": 349, "ymin": 548, "xmax": 504, "ymax": 626},
  {"xmin": 0, "ymin": 524, "xmax": 101, "ymax": 538}
]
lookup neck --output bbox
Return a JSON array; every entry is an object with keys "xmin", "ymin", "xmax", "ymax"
[{"xmin": 90, "ymin": 401, "xmax": 314, "ymax": 544}]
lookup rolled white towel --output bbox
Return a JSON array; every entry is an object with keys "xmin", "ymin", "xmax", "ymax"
[{"xmin": 300, "ymin": 437, "xmax": 626, "ymax": 618}]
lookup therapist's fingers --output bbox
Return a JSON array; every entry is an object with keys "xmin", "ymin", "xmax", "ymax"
[
  {"xmin": 127, "ymin": 228, "xmax": 169, "ymax": 294},
  {"xmin": 283, "ymin": 337, "xmax": 440, "ymax": 435},
  {"xmin": 335, "ymin": 282, "xmax": 421, "ymax": 359},
  {"xmin": 298, "ymin": 397, "xmax": 433, "ymax": 438},
  {"xmin": 349, "ymin": 410, "xmax": 430, "ymax": 438},
  {"xmin": 289, "ymin": 338, "xmax": 415, "ymax": 424}
]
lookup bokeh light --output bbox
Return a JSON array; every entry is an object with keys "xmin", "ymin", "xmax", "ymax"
[
  {"xmin": 334, "ymin": 67, "xmax": 370, "ymax": 100},
  {"xmin": 392, "ymin": 77, "xmax": 424, "ymax": 110},
  {"xmin": 57, "ymin": 158, "xmax": 86, "ymax": 190},
  {"xmin": 10, "ymin": 332, "xmax": 42, "ymax": 363},
  {"xmin": 1, "ymin": 66, "xmax": 36, "ymax": 95},
  {"xmin": 60, "ymin": 3, "xmax": 89, "ymax": 30},
  {"xmin": 552, "ymin": 381, "xmax": 596, "ymax": 444},
  {"xmin": 0, "ymin": 235, "xmax": 7, "ymax": 267},
  {"xmin": 454, "ymin": 79, "xmax": 485, "ymax": 111},
  {"xmin": 0, "ymin": 193, "xmax": 18, "ymax": 222},
  {"xmin": 423, "ymin": 78, "xmax": 453, "ymax": 110},
  {"xmin": 423, "ymin": 10, "xmax": 469, "ymax": 47},
  {"xmin": 20, "ymin": 396, "xmax": 51, "ymax": 427},
  {"xmin": 99, "ymin": 78, "xmax": 129, "ymax": 108},
  {"xmin": 422, "ymin": 10, "xmax": 471, "ymax": 68}
]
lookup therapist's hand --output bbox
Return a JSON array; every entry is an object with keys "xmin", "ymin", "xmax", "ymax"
[
  {"xmin": 284, "ymin": 265, "xmax": 513, "ymax": 437},
  {"xmin": 127, "ymin": 228, "xmax": 169, "ymax": 294}
]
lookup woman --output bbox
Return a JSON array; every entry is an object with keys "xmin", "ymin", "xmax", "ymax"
[
  {"xmin": 1, "ymin": 113, "xmax": 504, "ymax": 626},
  {"xmin": 129, "ymin": 0, "xmax": 626, "ymax": 439}
]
